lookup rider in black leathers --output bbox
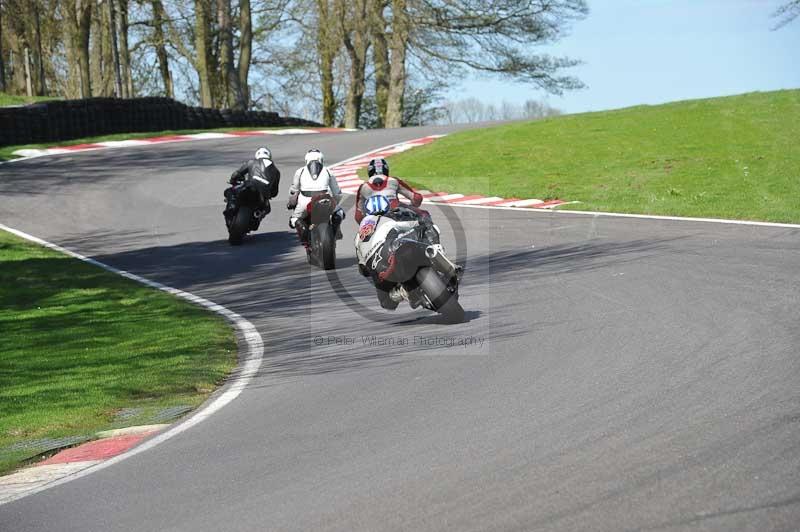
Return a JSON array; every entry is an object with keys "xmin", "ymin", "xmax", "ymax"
[{"xmin": 225, "ymin": 147, "xmax": 281, "ymax": 214}]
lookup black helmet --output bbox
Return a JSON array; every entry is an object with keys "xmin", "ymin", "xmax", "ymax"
[{"xmin": 367, "ymin": 158, "xmax": 389, "ymax": 178}]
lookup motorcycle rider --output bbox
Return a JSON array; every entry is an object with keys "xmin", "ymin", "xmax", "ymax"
[
  {"xmin": 354, "ymin": 158, "xmax": 424, "ymax": 224},
  {"xmin": 226, "ymin": 146, "xmax": 281, "ymax": 214},
  {"xmin": 287, "ymin": 148, "xmax": 344, "ymax": 246}
]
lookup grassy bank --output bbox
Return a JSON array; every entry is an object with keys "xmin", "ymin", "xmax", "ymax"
[
  {"xmin": 388, "ymin": 90, "xmax": 800, "ymax": 223},
  {"xmin": 0, "ymin": 230, "xmax": 236, "ymax": 475}
]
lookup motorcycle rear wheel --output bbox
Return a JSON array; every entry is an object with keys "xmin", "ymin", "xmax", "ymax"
[{"xmin": 228, "ymin": 206, "xmax": 251, "ymax": 245}]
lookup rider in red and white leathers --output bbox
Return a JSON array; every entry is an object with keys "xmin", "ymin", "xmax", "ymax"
[
  {"xmin": 287, "ymin": 149, "xmax": 344, "ymax": 243},
  {"xmin": 354, "ymin": 158, "xmax": 424, "ymax": 224}
]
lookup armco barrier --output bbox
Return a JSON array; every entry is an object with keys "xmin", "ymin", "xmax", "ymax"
[{"xmin": 0, "ymin": 97, "xmax": 321, "ymax": 147}]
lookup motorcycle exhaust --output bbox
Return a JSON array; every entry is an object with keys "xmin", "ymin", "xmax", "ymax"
[{"xmin": 425, "ymin": 244, "xmax": 458, "ymax": 278}]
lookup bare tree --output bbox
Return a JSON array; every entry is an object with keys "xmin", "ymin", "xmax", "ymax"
[
  {"xmin": 237, "ymin": 0, "xmax": 252, "ymax": 108},
  {"xmin": 385, "ymin": 0, "xmax": 409, "ymax": 127},
  {"xmin": 194, "ymin": 0, "xmax": 214, "ymax": 106},
  {"xmin": 316, "ymin": 0, "xmax": 338, "ymax": 125},
  {"xmin": 338, "ymin": 0, "xmax": 370, "ymax": 128},
  {"xmin": 772, "ymin": 0, "xmax": 800, "ymax": 29},
  {"xmin": 117, "ymin": 0, "xmax": 133, "ymax": 97},
  {"xmin": 64, "ymin": 0, "xmax": 93, "ymax": 98},
  {"xmin": 0, "ymin": 0, "xmax": 5, "ymax": 93},
  {"xmin": 150, "ymin": 0, "xmax": 173, "ymax": 97},
  {"xmin": 369, "ymin": 0, "xmax": 389, "ymax": 127}
]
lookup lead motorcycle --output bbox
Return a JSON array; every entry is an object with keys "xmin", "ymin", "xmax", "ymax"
[
  {"xmin": 356, "ymin": 205, "xmax": 464, "ymax": 322},
  {"xmin": 224, "ymin": 178, "xmax": 272, "ymax": 245}
]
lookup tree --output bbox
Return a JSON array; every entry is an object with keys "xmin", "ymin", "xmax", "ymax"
[
  {"xmin": 383, "ymin": 0, "xmax": 586, "ymax": 127},
  {"xmin": 772, "ymin": 1, "xmax": 800, "ymax": 29},
  {"xmin": 316, "ymin": 0, "xmax": 338, "ymax": 125},
  {"xmin": 117, "ymin": 0, "xmax": 134, "ymax": 97},
  {"xmin": 369, "ymin": 0, "xmax": 390, "ymax": 127},
  {"xmin": 338, "ymin": 0, "xmax": 370, "ymax": 128},
  {"xmin": 194, "ymin": 0, "xmax": 214, "ymax": 106},
  {"xmin": 64, "ymin": 0, "xmax": 93, "ymax": 98},
  {"xmin": 384, "ymin": 0, "xmax": 409, "ymax": 127},
  {"xmin": 150, "ymin": 0, "xmax": 173, "ymax": 97},
  {"xmin": 0, "ymin": 0, "xmax": 5, "ymax": 93},
  {"xmin": 237, "ymin": 0, "xmax": 252, "ymax": 109}
]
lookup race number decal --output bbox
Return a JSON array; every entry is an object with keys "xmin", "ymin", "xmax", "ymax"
[{"xmin": 358, "ymin": 219, "xmax": 377, "ymax": 241}]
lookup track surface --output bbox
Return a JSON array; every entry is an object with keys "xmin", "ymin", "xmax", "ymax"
[{"xmin": 1, "ymin": 126, "xmax": 799, "ymax": 531}]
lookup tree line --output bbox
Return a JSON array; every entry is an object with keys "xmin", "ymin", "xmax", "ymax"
[{"xmin": 0, "ymin": 0, "xmax": 588, "ymax": 128}]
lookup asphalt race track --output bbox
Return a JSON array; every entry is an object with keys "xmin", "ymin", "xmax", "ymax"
[{"xmin": 1, "ymin": 126, "xmax": 799, "ymax": 531}]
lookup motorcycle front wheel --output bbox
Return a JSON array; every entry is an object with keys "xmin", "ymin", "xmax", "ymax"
[{"xmin": 415, "ymin": 267, "xmax": 464, "ymax": 323}]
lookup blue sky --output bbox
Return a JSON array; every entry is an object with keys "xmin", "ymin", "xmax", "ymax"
[{"xmin": 452, "ymin": 0, "xmax": 800, "ymax": 113}]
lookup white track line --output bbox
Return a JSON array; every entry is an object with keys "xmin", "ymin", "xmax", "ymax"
[{"xmin": 0, "ymin": 224, "xmax": 264, "ymax": 506}]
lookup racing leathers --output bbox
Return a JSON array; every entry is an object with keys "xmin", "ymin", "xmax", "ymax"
[
  {"xmin": 287, "ymin": 160, "xmax": 343, "ymax": 243},
  {"xmin": 227, "ymin": 158, "xmax": 281, "ymax": 214},
  {"xmin": 354, "ymin": 175, "xmax": 424, "ymax": 224}
]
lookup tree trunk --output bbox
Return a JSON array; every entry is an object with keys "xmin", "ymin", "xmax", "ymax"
[
  {"xmin": 32, "ymin": 1, "xmax": 46, "ymax": 95},
  {"xmin": 369, "ymin": 0, "xmax": 389, "ymax": 128},
  {"xmin": 117, "ymin": 0, "xmax": 133, "ymax": 97},
  {"xmin": 107, "ymin": 0, "xmax": 123, "ymax": 97},
  {"xmin": 317, "ymin": 0, "xmax": 336, "ymax": 126},
  {"xmin": 0, "ymin": 0, "xmax": 5, "ymax": 93},
  {"xmin": 385, "ymin": 0, "xmax": 408, "ymax": 128},
  {"xmin": 89, "ymin": 0, "xmax": 106, "ymax": 96},
  {"xmin": 151, "ymin": 0, "xmax": 172, "ymax": 97},
  {"xmin": 217, "ymin": 0, "xmax": 242, "ymax": 109},
  {"xmin": 24, "ymin": 47, "xmax": 33, "ymax": 97},
  {"xmin": 341, "ymin": 0, "xmax": 369, "ymax": 129},
  {"xmin": 237, "ymin": 0, "xmax": 252, "ymax": 109},
  {"xmin": 77, "ymin": 0, "xmax": 92, "ymax": 98},
  {"xmin": 195, "ymin": 0, "xmax": 213, "ymax": 107}
]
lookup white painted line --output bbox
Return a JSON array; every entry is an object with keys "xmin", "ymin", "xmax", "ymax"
[
  {"xmin": 95, "ymin": 139, "xmax": 153, "ymax": 147},
  {"xmin": 183, "ymin": 132, "xmax": 237, "ymax": 140},
  {"xmin": 0, "ymin": 224, "xmax": 265, "ymax": 506},
  {"xmin": 265, "ymin": 129, "xmax": 317, "ymax": 135}
]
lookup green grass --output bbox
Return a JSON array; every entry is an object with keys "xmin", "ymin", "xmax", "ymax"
[
  {"xmin": 0, "ymin": 92, "xmax": 59, "ymax": 107},
  {"xmin": 0, "ymin": 230, "xmax": 236, "ymax": 475},
  {"xmin": 0, "ymin": 126, "xmax": 294, "ymax": 161},
  {"xmin": 388, "ymin": 89, "xmax": 800, "ymax": 223}
]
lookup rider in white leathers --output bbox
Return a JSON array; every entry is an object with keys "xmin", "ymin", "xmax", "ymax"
[{"xmin": 287, "ymin": 149, "xmax": 344, "ymax": 244}]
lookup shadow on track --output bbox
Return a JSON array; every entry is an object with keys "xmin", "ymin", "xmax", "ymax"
[{"xmin": 70, "ymin": 234, "xmax": 682, "ymax": 380}]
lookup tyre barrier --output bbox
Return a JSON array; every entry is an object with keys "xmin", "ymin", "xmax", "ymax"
[{"xmin": 0, "ymin": 97, "xmax": 320, "ymax": 147}]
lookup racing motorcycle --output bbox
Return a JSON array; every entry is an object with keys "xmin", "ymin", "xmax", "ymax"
[
  {"xmin": 224, "ymin": 178, "xmax": 272, "ymax": 245},
  {"xmin": 299, "ymin": 193, "xmax": 344, "ymax": 270},
  {"xmin": 356, "ymin": 206, "xmax": 464, "ymax": 322}
]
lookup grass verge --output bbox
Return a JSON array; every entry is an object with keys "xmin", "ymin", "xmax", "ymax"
[
  {"xmin": 388, "ymin": 89, "xmax": 800, "ymax": 223},
  {"xmin": 0, "ymin": 92, "xmax": 59, "ymax": 107},
  {"xmin": 0, "ymin": 229, "xmax": 236, "ymax": 475}
]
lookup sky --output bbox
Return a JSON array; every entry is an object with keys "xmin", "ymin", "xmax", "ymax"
[{"xmin": 451, "ymin": 0, "xmax": 800, "ymax": 114}]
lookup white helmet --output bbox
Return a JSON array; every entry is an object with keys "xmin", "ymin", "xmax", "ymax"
[
  {"xmin": 304, "ymin": 149, "xmax": 323, "ymax": 165},
  {"xmin": 255, "ymin": 147, "xmax": 272, "ymax": 160}
]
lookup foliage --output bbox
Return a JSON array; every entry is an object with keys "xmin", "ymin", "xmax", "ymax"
[{"xmin": 0, "ymin": 0, "xmax": 587, "ymax": 126}]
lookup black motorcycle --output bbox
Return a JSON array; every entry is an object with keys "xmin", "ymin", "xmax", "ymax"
[
  {"xmin": 299, "ymin": 193, "xmax": 344, "ymax": 270},
  {"xmin": 224, "ymin": 179, "xmax": 271, "ymax": 245},
  {"xmin": 357, "ymin": 206, "xmax": 464, "ymax": 322}
]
